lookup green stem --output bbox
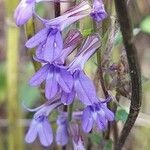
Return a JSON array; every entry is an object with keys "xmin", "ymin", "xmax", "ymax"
[
  {"xmin": 5, "ymin": 0, "xmax": 24, "ymax": 150},
  {"xmin": 68, "ymin": 103, "xmax": 74, "ymax": 122}
]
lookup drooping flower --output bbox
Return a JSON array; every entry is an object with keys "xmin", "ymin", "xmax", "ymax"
[
  {"xmin": 66, "ymin": 34, "xmax": 101, "ymax": 106},
  {"xmin": 14, "ymin": 0, "xmax": 74, "ymax": 26},
  {"xmin": 82, "ymin": 100, "xmax": 114, "ymax": 133},
  {"xmin": 25, "ymin": 100, "xmax": 62, "ymax": 146},
  {"xmin": 14, "ymin": 0, "xmax": 35, "ymax": 26},
  {"xmin": 68, "ymin": 34, "xmax": 100, "ymax": 72},
  {"xmin": 25, "ymin": 1, "xmax": 91, "ymax": 63},
  {"xmin": 90, "ymin": 0, "xmax": 107, "ymax": 22},
  {"xmin": 29, "ymin": 30, "xmax": 82, "ymax": 100},
  {"xmin": 34, "ymin": 29, "xmax": 83, "ymax": 64}
]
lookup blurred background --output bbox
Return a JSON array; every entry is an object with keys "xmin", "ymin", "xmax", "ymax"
[{"xmin": 0, "ymin": 0, "xmax": 150, "ymax": 149}]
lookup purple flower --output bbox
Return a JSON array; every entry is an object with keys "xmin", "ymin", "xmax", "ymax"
[
  {"xmin": 25, "ymin": 100, "xmax": 62, "ymax": 146},
  {"xmin": 14, "ymin": 0, "xmax": 35, "ymax": 26},
  {"xmin": 56, "ymin": 115, "xmax": 69, "ymax": 146},
  {"xmin": 68, "ymin": 34, "xmax": 100, "ymax": 72},
  {"xmin": 25, "ymin": 1, "xmax": 90, "ymax": 63},
  {"xmin": 14, "ymin": 0, "xmax": 72, "ymax": 26},
  {"xmin": 29, "ymin": 64, "xmax": 73, "ymax": 100},
  {"xmin": 66, "ymin": 35, "xmax": 101, "ymax": 106},
  {"xmin": 34, "ymin": 29, "xmax": 83, "ymax": 64},
  {"xmin": 29, "ymin": 30, "xmax": 82, "ymax": 100},
  {"xmin": 25, "ymin": 115, "xmax": 53, "ymax": 147},
  {"xmin": 70, "ymin": 124, "xmax": 85, "ymax": 150},
  {"xmin": 90, "ymin": 0, "xmax": 107, "ymax": 22},
  {"xmin": 82, "ymin": 101, "xmax": 114, "ymax": 133},
  {"xmin": 57, "ymin": 29, "xmax": 83, "ymax": 64}
]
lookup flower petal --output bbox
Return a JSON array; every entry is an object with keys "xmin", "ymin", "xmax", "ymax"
[
  {"xmin": 57, "ymin": 68, "xmax": 73, "ymax": 93},
  {"xmin": 56, "ymin": 125, "xmax": 68, "ymax": 146},
  {"xmin": 102, "ymin": 105, "xmax": 114, "ymax": 121},
  {"xmin": 96, "ymin": 114, "xmax": 107, "ymax": 131},
  {"xmin": 38, "ymin": 119, "xmax": 53, "ymax": 147},
  {"xmin": 61, "ymin": 90, "xmax": 75, "ymax": 105},
  {"xmin": 45, "ymin": 73, "xmax": 58, "ymax": 100},
  {"xmin": 25, "ymin": 28, "xmax": 48, "ymax": 48},
  {"xmin": 74, "ymin": 71, "xmax": 97, "ymax": 106},
  {"xmin": 25, "ymin": 119, "xmax": 38, "ymax": 143},
  {"xmin": 82, "ymin": 107, "xmax": 94, "ymax": 133},
  {"xmin": 14, "ymin": 0, "xmax": 34, "ymax": 26},
  {"xmin": 43, "ymin": 30, "xmax": 63, "ymax": 63},
  {"xmin": 29, "ymin": 64, "xmax": 49, "ymax": 86}
]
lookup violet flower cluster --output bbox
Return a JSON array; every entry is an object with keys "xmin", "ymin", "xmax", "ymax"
[{"xmin": 14, "ymin": 0, "xmax": 114, "ymax": 148}]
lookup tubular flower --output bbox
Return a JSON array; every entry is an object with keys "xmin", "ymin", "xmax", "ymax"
[
  {"xmin": 14, "ymin": 0, "xmax": 72, "ymax": 26},
  {"xmin": 14, "ymin": 0, "xmax": 35, "ymax": 26},
  {"xmin": 28, "ymin": 30, "xmax": 82, "ymax": 100},
  {"xmin": 90, "ymin": 0, "xmax": 107, "ymax": 22},
  {"xmin": 25, "ymin": 100, "xmax": 62, "ymax": 146},
  {"xmin": 25, "ymin": 1, "xmax": 91, "ymax": 63},
  {"xmin": 66, "ymin": 35, "xmax": 101, "ymax": 106}
]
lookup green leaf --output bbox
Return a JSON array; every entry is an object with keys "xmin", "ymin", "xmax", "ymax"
[
  {"xmin": 82, "ymin": 28, "xmax": 94, "ymax": 37},
  {"xmin": 116, "ymin": 109, "xmax": 128, "ymax": 122},
  {"xmin": 140, "ymin": 15, "xmax": 150, "ymax": 34},
  {"xmin": 88, "ymin": 133, "xmax": 102, "ymax": 145},
  {"xmin": 104, "ymin": 140, "xmax": 113, "ymax": 150}
]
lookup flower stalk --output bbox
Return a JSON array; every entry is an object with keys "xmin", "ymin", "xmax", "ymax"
[{"xmin": 114, "ymin": 0, "xmax": 142, "ymax": 149}]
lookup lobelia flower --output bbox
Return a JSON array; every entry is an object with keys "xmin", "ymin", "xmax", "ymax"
[
  {"xmin": 14, "ymin": 0, "xmax": 35, "ymax": 26},
  {"xmin": 25, "ymin": 1, "xmax": 91, "ymax": 63},
  {"xmin": 90, "ymin": 0, "xmax": 107, "ymax": 22},
  {"xmin": 25, "ymin": 100, "xmax": 62, "ymax": 146},
  {"xmin": 70, "ymin": 124, "xmax": 85, "ymax": 150},
  {"xmin": 35, "ymin": 29, "xmax": 83, "ymax": 64},
  {"xmin": 82, "ymin": 99, "xmax": 114, "ymax": 133},
  {"xmin": 14, "ymin": 0, "xmax": 72, "ymax": 26},
  {"xmin": 29, "ymin": 30, "xmax": 82, "ymax": 100},
  {"xmin": 65, "ymin": 34, "xmax": 101, "ymax": 106}
]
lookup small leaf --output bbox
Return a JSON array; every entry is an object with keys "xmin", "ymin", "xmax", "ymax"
[
  {"xmin": 88, "ymin": 133, "xmax": 102, "ymax": 145},
  {"xmin": 140, "ymin": 15, "xmax": 150, "ymax": 34},
  {"xmin": 104, "ymin": 140, "xmax": 113, "ymax": 150},
  {"xmin": 116, "ymin": 109, "xmax": 128, "ymax": 122},
  {"xmin": 82, "ymin": 29, "xmax": 94, "ymax": 37}
]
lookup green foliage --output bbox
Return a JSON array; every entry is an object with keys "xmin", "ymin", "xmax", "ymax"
[
  {"xmin": 140, "ymin": 15, "xmax": 150, "ymax": 34},
  {"xmin": 88, "ymin": 133, "xmax": 102, "ymax": 145},
  {"xmin": 19, "ymin": 63, "xmax": 41, "ymax": 107},
  {"xmin": 35, "ymin": 3, "xmax": 45, "ymax": 17},
  {"xmin": 19, "ymin": 83, "xmax": 40, "ymax": 107},
  {"xmin": 104, "ymin": 140, "xmax": 113, "ymax": 150},
  {"xmin": 116, "ymin": 108, "xmax": 128, "ymax": 122},
  {"xmin": 115, "ymin": 28, "xmax": 141, "ymax": 45},
  {"xmin": 142, "ymin": 76, "xmax": 150, "ymax": 91},
  {"xmin": 82, "ymin": 28, "xmax": 94, "ymax": 37}
]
